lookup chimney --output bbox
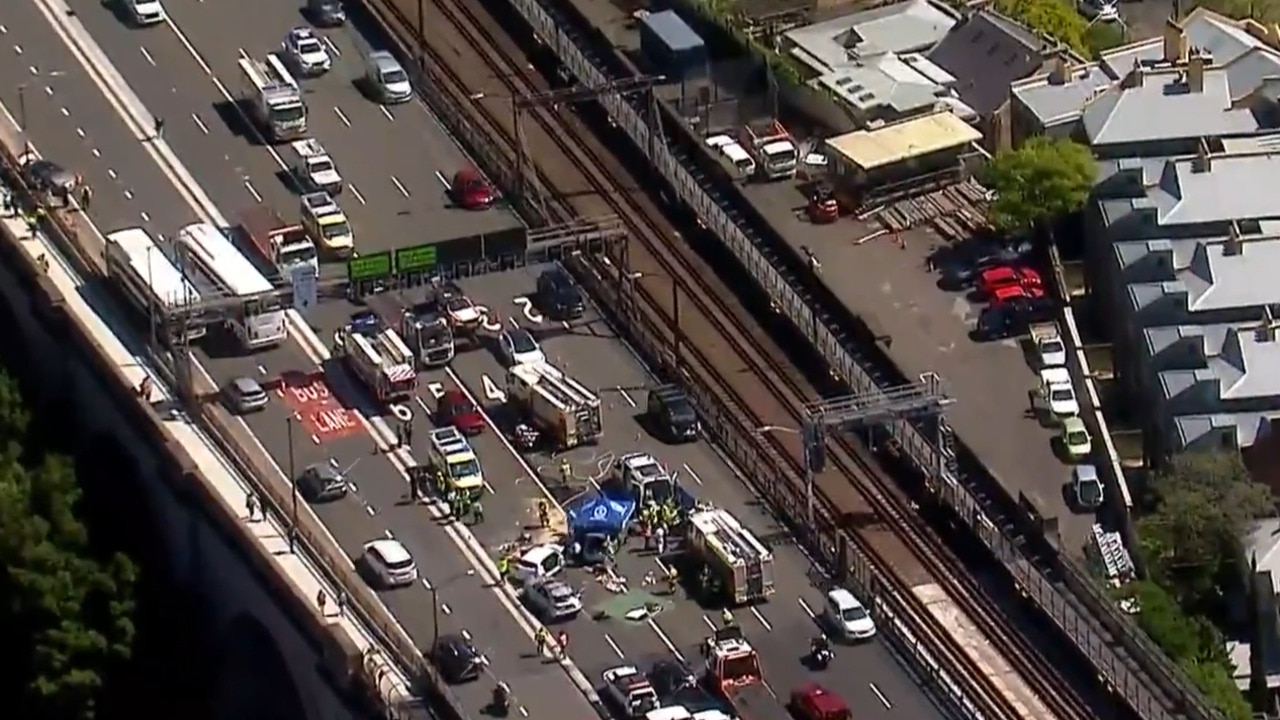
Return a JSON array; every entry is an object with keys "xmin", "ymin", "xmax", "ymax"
[
  {"xmin": 1123, "ymin": 58, "xmax": 1144, "ymax": 89},
  {"xmin": 1257, "ymin": 306, "xmax": 1277, "ymax": 343},
  {"xmin": 1225, "ymin": 222, "xmax": 1243, "ymax": 256},
  {"xmin": 1188, "ymin": 49, "xmax": 1209, "ymax": 93},
  {"xmin": 1163, "ymin": 18, "xmax": 1188, "ymax": 64},
  {"xmin": 1048, "ymin": 56, "xmax": 1068, "ymax": 86},
  {"xmin": 1191, "ymin": 138, "xmax": 1213, "ymax": 173}
]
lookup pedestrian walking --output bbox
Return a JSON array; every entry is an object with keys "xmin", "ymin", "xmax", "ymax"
[
  {"xmin": 534, "ymin": 627, "xmax": 547, "ymax": 657},
  {"xmin": 245, "ymin": 492, "xmax": 259, "ymax": 522},
  {"xmin": 537, "ymin": 500, "xmax": 550, "ymax": 529},
  {"xmin": 655, "ymin": 525, "xmax": 667, "ymax": 555},
  {"xmin": 79, "ymin": 184, "xmax": 92, "ymax": 211},
  {"xmin": 336, "ymin": 590, "xmax": 348, "ymax": 617},
  {"xmin": 317, "ymin": 590, "xmax": 328, "ymax": 616},
  {"xmin": 720, "ymin": 608, "xmax": 734, "ymax": 627},
  {"xmin": 405, "ymin": 422, "xmax": 414, "ymax": 445},
  {"xmin": 154, "ymin": 116, "xmax": 165, "ymax": 140},
  {"xmin": 555, "ymin": 631, "xmax": 569, "ymax": 659}
]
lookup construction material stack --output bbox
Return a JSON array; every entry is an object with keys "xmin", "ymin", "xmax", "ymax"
[
  {"xmin": 685, "ymin": 508, "xmax": 775, "ymax": 605},
  {"xmin": 738, "ymin": 120, "xmax": 798, "ymax": 180},
  {"xmin": 238, "ymin": 54, "xmax": 307, "ymax": 142},
  {"xmin": 505, "ymin": 361, "xmax": 602, "ymax": 450},
  {"xmin": 290, "ymin": 139, "xmax": 343, "ymax": 194},
  {"xmin": 427, "ymin": 427, "xmax": 485, "ymax": 499},
  {"xmin": 334, "ymin": 325, "xmax": 417, "ymax": 402},
  {"xmin": 239, "ymin": 206, "xmax": 318, "ymax": 278},
  {"xmin": 701, "ymin": 627, "xmax": 787, "ymax": 720}
]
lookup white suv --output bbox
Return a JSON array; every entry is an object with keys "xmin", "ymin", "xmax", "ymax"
[
  {"xmin": 362, "ymin": 539, "xmax": 417, "ymax": 588},
  {"xmin": 124, "ymin": 0, "xmax": 166, "ymax": 25}
]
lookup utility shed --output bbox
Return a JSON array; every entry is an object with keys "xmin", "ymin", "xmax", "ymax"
[
  {"xmin": 825, "ymin": 111, "xmax": 982, "ymax": 201},
  {"xmin": 640, "ymin": 10, "xmax": 707, "ymax": 80}
]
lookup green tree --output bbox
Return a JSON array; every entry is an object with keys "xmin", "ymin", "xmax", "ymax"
[
  {"xmin": 993, "ymin": 0, "xmax": 1090, "ymax": 57},
  {"xmin": 982, "ymin": 136, "xmax": 1096, "ymax": 235},
  {"xmin": 0, "ymin": 370, "xmax": 137, "ymax": 720},
  {"xmin": 1138, "ymin": 452, "xmax": 1272, "ymax": 613},
  {"xmin": 1085, "ymin": 21, "xmax": 1127, "ymax": 58}
]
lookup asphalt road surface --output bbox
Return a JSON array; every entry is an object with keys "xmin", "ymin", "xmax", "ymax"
[
  {"xmin": 71, "ymin": 0, "xmax": 523, "ymax": 257},
  {"xmin": 8, "ymin": 1, "xmax": 946, "ymax": 717}
]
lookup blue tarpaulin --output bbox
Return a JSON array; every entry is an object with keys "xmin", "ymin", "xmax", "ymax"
[{"xmin": 565, "ymin": 491, "xmax": 636, "ymax": 539}]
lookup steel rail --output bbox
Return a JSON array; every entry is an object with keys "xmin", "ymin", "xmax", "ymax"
[{"xmin": 363, "ymin": 1, "xmax": 1093, "ymax": 719}]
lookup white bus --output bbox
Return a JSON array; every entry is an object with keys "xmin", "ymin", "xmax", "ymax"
[
  {"xmin": 177, "ymin": 222, "xmax": 287, "ymax": 349},
  {"xmin": 104, "ymin": 227, "xmax": 206, "ymax": 341}
]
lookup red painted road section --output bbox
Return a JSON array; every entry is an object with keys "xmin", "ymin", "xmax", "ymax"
[{"xmin": 278, "ymin": 372, "xmax": 363, "ymax": 443}]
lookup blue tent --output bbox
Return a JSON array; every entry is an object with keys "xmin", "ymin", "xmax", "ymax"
[{"xmin": 565, "ymin": 491, "xmax": 636, "ymax": 540}]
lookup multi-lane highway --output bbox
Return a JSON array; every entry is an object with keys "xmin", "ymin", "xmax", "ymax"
[
  {"xmin": 76, "ymin": 0, "xmax": 524, "ymax": 253},
  {"xmin": 5, "ymin": 0, "xmax": 945, "ymax": 717}
]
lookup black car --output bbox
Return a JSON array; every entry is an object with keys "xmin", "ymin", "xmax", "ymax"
[
  {"xmin": 431, "ymin": 633, "xmax": 485, "ymax": 683},
  {"xmin": 536, "ymin": 268, "xmax": 585, "ymax": 320},
  {"xmin": 648, "ymin": 659, "xmax": 695, "ymax": 697},
  {"xmin": 23, "ymin": 159, "xmax": 77, "ymax": 196},
  {"xmin": 297, "ymin": 463, "xmax": 350, "ymax": 503},
  {"xmin": 973, "ymin": 304, "xmax": 1022, "ymax": 342},
  {"xmin": 647, "ymin": 384, "xmax": 699, "ymax": 443},
  {"xmin": 306, "ymin": 0, "xmax": 347, "ymax": 26}
]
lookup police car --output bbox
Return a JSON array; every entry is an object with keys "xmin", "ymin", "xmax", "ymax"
[{"xmin": 283, "ymin": 27, "xmax": 332, "ymax": 76}]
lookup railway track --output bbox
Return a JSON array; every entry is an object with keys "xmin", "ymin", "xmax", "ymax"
[{"xmin": 363, "ymin": 1, "xmax": 1094, "ymax": 718}]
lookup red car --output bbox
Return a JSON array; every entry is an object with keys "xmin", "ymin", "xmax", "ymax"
[
  {"xmin": 991, "ymin": 284, "xmax": 1045, "ymax": 304},
  {"xmin": 436, "ymin": 390, "xmax": 485, "ymax": 435},
  {"xmin": 451, "ymin": 168, "xmax": 496, "ymax": 210},
  {"xmin": 978, "ymin": 265, "xmax": 1043, "ymax": 297}
]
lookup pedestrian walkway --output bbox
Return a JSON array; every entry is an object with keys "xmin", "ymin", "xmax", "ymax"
[{"xmin": 0, "ymin": 202, "xmax": 419, "ymax": 711}]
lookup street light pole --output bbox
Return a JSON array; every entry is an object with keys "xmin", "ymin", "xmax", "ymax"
[
  {"xmin": 757, "ymin": 424, "xmax": 814, "ymax": 526},
  {"xmin": 416, "ymin": 0, "xmax": 426, "ymax": 70},
  {"xmin": 287, "ymin": 416, "xmax": 298, "ymax": 553},
  {"xmin": 428, "ymin": 569, "xmax": 475, "ymax": 651},
  {"xmin": 17, "ymin": 84, "xmax": 28, "ymax": 157}
]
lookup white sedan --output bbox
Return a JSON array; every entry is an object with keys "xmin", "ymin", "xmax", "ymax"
[
  {"xmin": 1040, "ymin": 367, "xmax": 1080, "ymax": 418},
  {"xmin": 498, "ymin": 328, "xmax": 546, "ymax": 367}
]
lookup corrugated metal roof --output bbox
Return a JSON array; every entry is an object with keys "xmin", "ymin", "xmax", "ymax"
[{"xmin": 825, "ymin": 111, "xmax": 980, "ymax": 169}]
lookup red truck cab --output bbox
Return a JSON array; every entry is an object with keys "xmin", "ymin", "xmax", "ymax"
[{"xmin": 790, "ymin": 683, "xmax": 850, "ymax": 720}]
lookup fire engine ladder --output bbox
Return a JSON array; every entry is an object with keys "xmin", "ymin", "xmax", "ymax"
[{"xmin": 708, "ymin": 513, "xmax": 767, "ymax": 598}]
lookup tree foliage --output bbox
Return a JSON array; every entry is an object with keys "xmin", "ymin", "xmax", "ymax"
[
  {"xmin": 1138, "ymin": 452, "xmax": 1272, "ymax": 612},
  {"xmin": 0, "ymin": 369, "xmax": 137, "ymax": 720},
  {"xmin": 1123, "ymin": 580, "xmax": 1252, "ymax": 720},
  {"xmin": 993, "ymin": 0, "xmax": 1090, "ymax": 57},
  {"xmin": 982, "ymin": 136, "xmax": 1096, "ymax": 236}
]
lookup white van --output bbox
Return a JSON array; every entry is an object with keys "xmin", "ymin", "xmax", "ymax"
[{"xmin": 720, "ymin": 142, "xmax": 755, "ymax": 178}]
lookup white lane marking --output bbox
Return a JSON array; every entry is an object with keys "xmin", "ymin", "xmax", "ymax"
[
  {"xmin": 323, "ymin": 36, "xmax": 341, "ymax": 57},
  {"xmin": 1, "ymin": 25, "xmax": 7, "ymax": 34},
  {"xmin": 648, "ymin": 619, "xmax": 684, "ymax": 662},
  {"xmin": 34, "ymin": 1, "xmax": 599, "ymax": 698},
  {"xmin": 14, "ymin": 45, "xmax": 22, "ymax": 55},
  {"xmin": 617, "ymin": 386, "xmax": 635, "ymax": 407},
  {"xmin": 44, "ymin": 86, "xmax": 53, "ymax": 96},
  {"xmin": 380, "ymin": 105, "xmax": 394, "ymax": 121},
  {"xmin": 191, "ymin": 113, "xmax": 208, "ymax": 134},
  {"xmin": 434, "ymin": 170, "xmax": 450, "ymax": 189},
  {"xmin": 700, "ymin": 615, "xmax": 715, "ymax": 631},
  {"xmin": 421, "ymin": 577, "xmax": 433, "ymax": 591},
  {"xmin": 244, "ymin": 181, "xmax": 262, "ymax": 202},
  {"xmin": 28, "ymin": 65, "xmax": 36, "ymax": 75},
  {"xmin": 750, "ymin": 606, "xmax": 772, "ymax": 631},
  {"xmin": 106, "ymin": 168, "xmax": 116, "ymax": 179},
  {"xmin": 797, "ymin": 597, "xmax": 817, "ymax": 619},
  {"xmin": 91, "ymin": 148, "xmax": 100, "ymax": 158},
  {"xmin": 123, "ymin": 189, "xmax": 133, "ymax": 200},
  {"xmin": 440, "ymin": 603, "xmax": 452, "ymax": 616},
  {"xmin": 603, "ymin": 634, "xmax": 625, "ymax": 660},
  {"xmin": 59, "ymin": 107, "xmax": 69, "ymax": 117},
  {"xmin": 384, "ymin": 529, "xmax": 395, "ymax": 540},
  {"xmin": 869, "ymin": 683, "xmax": 892, "ymax": 709},
  {"xmin": 682, "ymin": 463, "xmax": 702, "ymax": 485},
  {"xmin": 349, "ymin": 184, "xmax": 367, "ymax": 205},
  {"xmin": 140, "ymin": 211, "xmax": 150, "ymax": 222},
  {"xmin": 391, "ymin": 175, "xmax": 409, "ymax": 197},
  {"xmin": 139, "ymin": 46, "xmax": 155, "ymax": 66},
  {"xmin": 75, "ymin": 127, "xmax": 85, "ymax": 138},
  {"xmin": 333, "ymin": 106, "xmax": 350, "ymax": 127},
  {"xmin": 237, "ymin": 47, "xmax": 249, "ymax": 61}
]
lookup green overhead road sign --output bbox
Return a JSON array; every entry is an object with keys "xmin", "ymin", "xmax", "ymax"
[
  {"xmin": 347, "ymin": 252, "xmax": 393, "ymax": 281},
  {"xmin": 395, "ymin": 244, "xmax": 438, "ymax": 273}
]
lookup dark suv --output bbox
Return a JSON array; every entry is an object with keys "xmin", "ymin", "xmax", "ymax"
[
  {"xmin": 297, "ymin": 463, "xmax": 350, "ymax": 503},
  {"xmin": 536, "ymin": 268, "xmax": 585, "ymax": 320},
  {"xmin": 647, "ymin": 384, "xmax": 699, "ymax": 443},
  {"xmin": 306, "ymin": 0, "xmax": 347, "ymax": 26}
]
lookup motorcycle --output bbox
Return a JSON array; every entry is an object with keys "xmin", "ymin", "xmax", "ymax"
[
  {"xmin": 492, "ymin": 683, "xmax": 510, "ymax": 716},
  {"xmin": 809, "ymin": 640, "xmax": 833, "ymax": 669}
]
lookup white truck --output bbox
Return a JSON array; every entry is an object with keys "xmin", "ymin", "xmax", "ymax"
[
  {"xmin": 1031, "ymin": 322, "xmax": 1067, "ymax": 368},
  {"xmin": 506, "ymin": 361, "xmax": 602, "ymax": 450},
  {"xmin": 239, "ymin": 206, "xmax": 318, "ymax": 280},
  {"xmin": 238, "ymin": 54, "xmax": 307, "ymax": 142},
  {"xmin": 290, "ymin": 139, "xmax": 343, "ymax": 195},
  {"xmin": 738, "ymin": 120, "xmax": 798, "ymax": 180},
  {"xmin": 334, "ymin": 325, "xmax": 418, "ymax": 402}
]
